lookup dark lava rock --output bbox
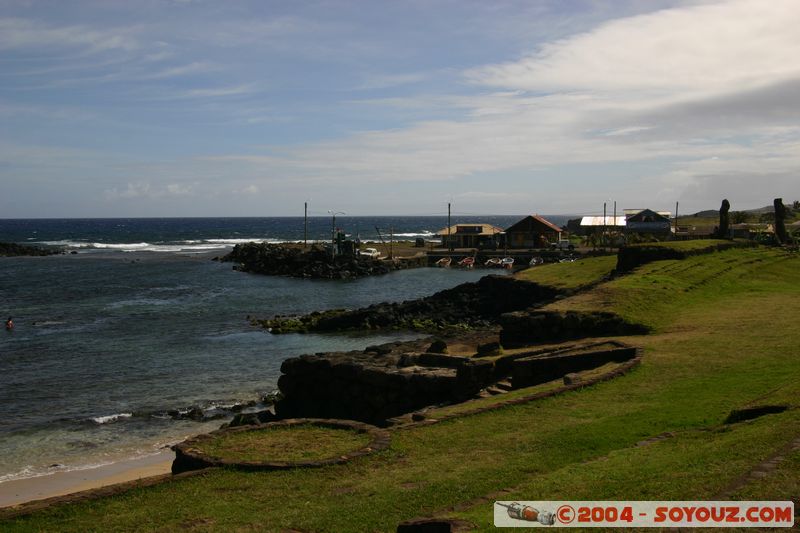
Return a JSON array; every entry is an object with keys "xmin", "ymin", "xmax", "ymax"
[
  {"xmin": 261, "ymin": 275, "xmax": 560, "ymax": 334},
  {"xmin": 426, "ymin": 339, "xmax": 448, "ymax": 354},
  {"xmin": 0, "ymin": 242, "xmax": 62, "ymax": 257},
  {"xmin": 724, "ymin": 405, "xmax": 788, "ymax": 424},
  {"xmin": 221, "ymin": 243, "xmax": 397, "ymax": 280},
  {"xmin": 227, "ymin": 410, "xmax": 279, "ymax": 427},
  {"xmin": 476, "ymin": 341, "xmax": 503, "ymax": 357}
]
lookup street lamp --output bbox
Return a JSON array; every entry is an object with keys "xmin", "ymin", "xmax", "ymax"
[{"xmin": 328, "ymin": 210, "xmax": 345, "ymax": 258}]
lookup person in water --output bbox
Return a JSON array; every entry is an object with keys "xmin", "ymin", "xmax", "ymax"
[{"xmin": 5, "ymin": 317, "xmax": 13, "ymax": 330}]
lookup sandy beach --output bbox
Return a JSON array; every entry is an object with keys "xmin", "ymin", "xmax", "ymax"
[{"xmin": 0, "ymin": 450, "xmax": 173, "ymax": 509}]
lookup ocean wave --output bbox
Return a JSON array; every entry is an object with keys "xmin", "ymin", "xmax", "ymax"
[
  {"xmin": 205, "ymin": 238, "xmax": 274, "ymax": 244},
  {"xmin": 90, "ymin": 413, "xmax": 133, "ymax": 425},
  {"xmin": 91, "ymin": 242, "xmax": 150, "ymax": 250},
  {"xmin": 0, "ymin": 450, "xmax": 165, "ymax": 484},
  {"xmin": 31, "ymin": 238, "xmax": 294, "ymax": 253},
  {"xmin": 392, "ymin": 231, "xmax": 435, "ymax": 238}
]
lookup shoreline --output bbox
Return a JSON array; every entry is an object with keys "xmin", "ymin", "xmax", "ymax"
[{"xmin": 0, "ymin": 450, "xmax": 173, "ymax": 509}]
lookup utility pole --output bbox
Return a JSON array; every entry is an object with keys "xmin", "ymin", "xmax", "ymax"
[
  {"xmin": 447, "ymin": 202, "xmax": 452, "ymax": 251},
  {"xmin": 328, "ymin": 210, "xmax": 344, "ymax": 259},
  {"xmin": 675, "ymin": 201, "xmax": 679, "ymax": 235},
  {"xmin": 304, "ymin": 202, "xmax": 308, "ymax": 248},
  {"xmin": 603, "ymin": 202, "xmax": 607, "ymax": 250},
  {"xmin": 613, "ymin": 200, "xmax": 617, "ymax": 248}
]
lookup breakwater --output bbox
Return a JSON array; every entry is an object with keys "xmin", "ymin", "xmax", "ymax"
[
  {"xmin": 259, "ymin": 274, "xmax": 560, "ymax": 333},
  {"xmin": 221, "ymin": 243, "xmax": 402, "ymax": 279}
]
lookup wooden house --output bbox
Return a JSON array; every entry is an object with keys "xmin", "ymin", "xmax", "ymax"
[
  {"xmin": 504, "ymin": 215, "xmax": 563, "ymax": 248},
  {"xmin": 435, "ymin": 223, "xmax": 505, "ymax": 249},
  {"xmin": 624, "ymin": 209, "xmax": 672, "ymax": 235}
]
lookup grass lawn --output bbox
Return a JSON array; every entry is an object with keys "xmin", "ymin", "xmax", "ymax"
[
  {"xmin": 197, "ymin": 424, "xmax": 372, "ymax": 464},
  {"xmin": 2, "ymin": 245, "xmax": 799, "ymax": 531},
  {"xmin": 514, "ymin": 255, "xmax": 617, "ymax": 290}
]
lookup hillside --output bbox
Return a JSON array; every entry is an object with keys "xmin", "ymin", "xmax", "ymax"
[{"xmin": 2, "ymin": 243, "xmax": 799, "ymax": 531}]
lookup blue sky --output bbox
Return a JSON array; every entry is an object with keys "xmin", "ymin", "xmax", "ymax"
[{"xmin": 1, "ymin": 0, "xmax": 798, "ymax": 218}]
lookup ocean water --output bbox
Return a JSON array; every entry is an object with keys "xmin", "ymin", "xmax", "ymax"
[
  {"xmin": 0, "ymin": 217, "xmax": 551, "ymax": 484},
  {"xmin": 0, "ymin": 215, "xmax": 570, "ymax": 254}
]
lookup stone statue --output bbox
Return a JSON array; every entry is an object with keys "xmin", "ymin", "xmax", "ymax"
[
  {"xmin": 774, "ymin": 198, "xmax": 788, "ymax": 244},
  {"xmin": 717, "ymin": 199, "xmax": 731, "ymax": 238}
]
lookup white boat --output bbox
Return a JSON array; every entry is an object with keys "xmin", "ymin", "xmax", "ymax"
[
  {"xmin": 501, "ymin": 257, "xmax": 514, "ymax": 268},
  {"xmin": 485, "ymin": 258, "xmax": 502, "ymax": 267},
  {"xmin": 436, "ymin": 257, "xmax": 451, "ymax": 267},
  {"xmin": 529, "ymin": 256, "xmax": 543, "ymax": 266}
]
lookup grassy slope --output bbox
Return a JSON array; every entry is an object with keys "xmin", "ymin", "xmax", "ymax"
[
  {"xmin": 514, "ymin": 255, "xmax": 617, "ymax": 290},
  {"xmin": 4, "ymin": 247, "xmax": 800, "ymax": 532}
]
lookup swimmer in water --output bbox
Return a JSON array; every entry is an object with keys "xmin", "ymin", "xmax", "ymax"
[{"xmin": 5, "ymin": 317, "xmax": 13, "ymax": 330}]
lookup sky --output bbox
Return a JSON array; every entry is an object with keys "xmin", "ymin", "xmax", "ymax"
[{"xmin": 1, "ymin": 0, "xmax": 798, "ymax": 218}]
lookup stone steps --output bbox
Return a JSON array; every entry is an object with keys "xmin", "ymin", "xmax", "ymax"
[{"xmin": 496, "ymin": 380, "xmax": 513, "ymax": 391}]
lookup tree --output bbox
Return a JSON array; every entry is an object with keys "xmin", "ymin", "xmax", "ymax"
[
  {"xmin": 730, "ymin": 211, "xmax": 749, "ymax": 224},
  {"xmin": 758, "ymin": 212, "xmax": 774, "ymax": 223}
]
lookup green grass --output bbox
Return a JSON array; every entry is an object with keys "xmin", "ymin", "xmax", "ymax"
[
  {"xmin": 423, "ymin": 360, "xmax": 627, "ymax": 419},
  {"xmin": 546, "ymin": 246, "xmax": 795, "ymax": 329},
  {"xmin": 198, "ymin": 424, "xmax": 372, "ymax": 463},
  {"xmin": 514, "ymin": 255, "xmax": 617, "ymax": 290},
  {"xmin": 3, "ymin": 246, "xmax": 799, "ymax": 531},
  {"xmin": 452, "ymin": 410, "xmax": 800, "ymax": 530},
  {"xmin": 623, "ymin": 238, "xmax": 733, "ymax": 251},
  {"xmin": 731, "ymin": 443, "xmax": 800, "ymax": 502}
]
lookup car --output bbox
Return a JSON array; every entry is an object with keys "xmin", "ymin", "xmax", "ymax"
[
  {"xmin": 550, "ymin": 239, "xmax": 575, "ymax": 251},
  {"xmin": 359, "ymin": 247, "xmax": 381, "ymax": 258}
]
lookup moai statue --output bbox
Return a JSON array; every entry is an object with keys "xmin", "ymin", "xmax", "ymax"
[
  {"xmin": 717, "ymin": 199, "xmax": 731, "ymax": 238},
  {"xmin": 774, "ymin": 198, "xmax": 788, "ymax": 244}
]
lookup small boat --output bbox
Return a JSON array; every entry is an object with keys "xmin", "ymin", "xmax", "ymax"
[
  {"xmin": 436, "ymin": 257, "xmax": 451, "ymax": 267},
  {"xmin": 501, "ymin": 257, "xmax": 514, "ymax": 269},
  {"xmin": 529, "ymin": 256, "xmax": 543, "ymax": 266},
  {"xmin": 485, "ymin": 257, "xmax": 502, "ymax": 267},
  {"xmin": 458, "ymin": 256, "xmax": 475, "ymax": 268},
  {"xmin": 559, "ymin": 256, "xmax": 576, "ymax": 263}
]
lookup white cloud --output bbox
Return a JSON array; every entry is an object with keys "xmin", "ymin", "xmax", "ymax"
[
  {"xmin": 105, "ymin": 182, "xmax": 194, "ymax": 200},
  {"xmin": 356, "ymin": 72, "xmax": 429, "ymax": 90},
  {"xmin": 166, "ymin": 183, "xmax": 192, "ymax": 195},
  {"xmin": 232, "ymin": 184, "xmax": 260, "ymax": 195},
  {"xmin": 0, "ymin": 17, "xmax": 139, "ymax": 53},
  {"xmin": 467, "ymin": 0, "xmax": 800, "ymax": 98},
  {"xmin": 141, "ymin": 62, "xmax": 217, "ymax": 80},
  {"xmin": 105, "ymin": 182, "xmax": 151, "ymax": 200},
  {"xmin": 178, "ymin": 84, "xmax": 257, "ymax": 99},
  {"xmin": 4, "ymin": 0, "xmax": 799, "ymax": 216},
  {"xmin": 196, "ymin": 0, "xmax": 798, "ymax": 213}
]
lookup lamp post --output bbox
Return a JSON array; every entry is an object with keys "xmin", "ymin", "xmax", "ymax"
[{"xmin": 328, "ymin": 210, "xmax": 345, "ymax": 258}]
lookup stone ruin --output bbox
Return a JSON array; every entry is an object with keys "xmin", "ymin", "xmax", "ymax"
[
  {"xmin": 275, "ymin": 347, "xmax": 493, "ymax": 426},
  {"xmin": 273, "ymin": 339, "xmax": 639, "ymax": 426}
]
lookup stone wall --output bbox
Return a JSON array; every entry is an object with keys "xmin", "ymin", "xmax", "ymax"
[
  {"xmin": 274, "ymin": 349, "xmax": 496, "ymax": 425},
  {"xmin": 499, "ymin": 310, "xmax": 648, "ymax": 347},
  {"xmin": 615, "ymin": 240, "xmax": 756, "ymax": 273},
  {"xmin": 512, "ymin": 344, "xmax": 637, "ymax": 388}
]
